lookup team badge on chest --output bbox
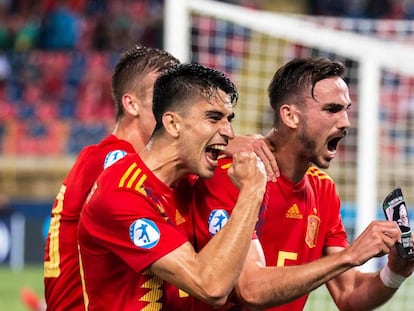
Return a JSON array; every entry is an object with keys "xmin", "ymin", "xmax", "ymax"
[{"xmin": 305, "ymin": 215, "xmax": 320, "ymax": 248}]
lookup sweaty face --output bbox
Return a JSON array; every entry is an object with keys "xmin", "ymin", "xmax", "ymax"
[
  {"xmin": 297, "ymin": 77, "xmax": 351, "ymax": 169},
  {"xmin": 179, "ymin": 89, "xmax": 235, "ymax": 178}
]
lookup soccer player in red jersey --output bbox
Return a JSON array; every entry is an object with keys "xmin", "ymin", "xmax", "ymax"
[
  {"xmin": 43, "ymin": 45, "xmax": 180, "ymax": 311},
  {"xmin": 182, "ymin": 58, "xmax": 414, "ymax": 311},
  {"xmin": 42, "ymin": 44, "xmax": 277, "ymax": 311},
  {"xmin": 78, "ymin": 63, "xmax": 267, "ymax": 310}
]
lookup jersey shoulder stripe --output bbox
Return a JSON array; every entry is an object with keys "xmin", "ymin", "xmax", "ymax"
[
  {"xmin": 306, "ymin": 166, "xmax": 333, "ymax": 181},
  {"xmin": 118, "ymin": 162, "xmax": 147, "ymax": 195}
]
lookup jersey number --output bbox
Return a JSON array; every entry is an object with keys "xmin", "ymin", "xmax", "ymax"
[
  {"xmin": 44, "ymin": 185, "xmax": 66, "ymax": 278},
  {"xmin": 277, "ymin": 251, "xmax": 298, "ymax": 267}
]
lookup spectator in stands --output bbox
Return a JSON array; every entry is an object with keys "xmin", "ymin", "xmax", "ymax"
[
  {"xmin": 102, "ymin": 0, "xmax": 165, "ymax": 51},
  {"xmin": 0, "ymin": 2, "xmax": 13, "ymax": 50},
  {"xmin": 89, "ymin": 12, "xmax": 112, "ymax": 51},
  {"xmin": 9, "ymin": 0, "xmax": 42, "ymax": 51},
  {"xmin": 75, "ymin": 53, "xmax": 113, "ymax": 122},
  {"xmin": 134, "ymin": 0, "xmax": 165, "ymax": 49},
  {"xmin": 38, "ymin": 0, "xmax": 80, "ymax": 50}
]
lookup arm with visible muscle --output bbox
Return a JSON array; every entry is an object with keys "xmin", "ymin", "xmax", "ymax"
[
  {"xmin": 151, "ymin": 152, "xmax": 267, "ymax": 307},
  {"xmin": 235, "ymin": 221, "xmax": 405, "ymax": 310}
]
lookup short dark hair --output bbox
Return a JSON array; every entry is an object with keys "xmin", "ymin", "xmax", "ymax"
[
  {"xmin": 268, "ymin": 58, "xmax": 346, "ymax": 125},
  {"xmin": 152, "ymin": 63, "xmax": 238, "ymax": 134},
  {"xmin": 112, "ymin": 45, "xmax": 180, "ymax": 121}
]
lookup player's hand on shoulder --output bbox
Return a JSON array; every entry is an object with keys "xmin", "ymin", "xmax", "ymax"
[
  {"xmin": 227, "ymin": 151, "xmax": 267, "ymax": 195},
  {"xmin": 226, "ymin": 134, "xmax": 279, "ymax": 182}
]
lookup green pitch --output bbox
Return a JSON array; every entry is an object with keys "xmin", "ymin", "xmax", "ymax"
[
  {"xmin": 0, "ymin": 265, "xmax": 44, "ymax": 311},
  {"xmin": 1, "ymin": 264, "xmax": 413, "ymax": 311},
  {"xmin": 305, "ymin": 274, "xmax": 414, "ymax": 311}
]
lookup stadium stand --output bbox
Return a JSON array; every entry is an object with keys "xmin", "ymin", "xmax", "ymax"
[
  {"xmin": 0, "ymin": 0, "xmax": 165, "ymax": 201},
  {"xmin": 1, "ymin": 0, "xmax": 414, "ymax": 213}
]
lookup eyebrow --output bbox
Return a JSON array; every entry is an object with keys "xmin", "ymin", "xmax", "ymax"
[
  {"xmin": 205, "ymin": 110, "xmax": 235, "ymax": 121},
  {"xmin": 324, "ymin": 102, "xmax": 352, "ymax": 109}
]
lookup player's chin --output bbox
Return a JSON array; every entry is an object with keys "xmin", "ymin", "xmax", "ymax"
[
  {"xmin": 197, "ymin": 164, "xmax": 216, "ymax": 179},
  {"xmin": 318, "ymin": 150, "xmax": 336, "ymax": 168},
  {"xmin": 314, "ymin": 157, "xmax": 332, "ymax": 169},
  {"xmin": 201, "ymin": 156, "xmax": 218, "ymax": 178},
  {"xmin": 199, "ymin": 166, "xmax": 216, "ymax": 179}
]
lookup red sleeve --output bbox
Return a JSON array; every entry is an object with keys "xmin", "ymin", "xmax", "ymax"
[
  {"xmin": 84, "ymin": 189, "xmax": 188, "ymax": 272},
  {"xmin": 190, "ymin": 157, "xmax": 242, "ymax": 251},
  {"xmin": 323, "ymin": 188, "xmax": 349, "ymax": 248}
]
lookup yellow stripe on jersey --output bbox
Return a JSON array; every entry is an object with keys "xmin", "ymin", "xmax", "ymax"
[
  {"xmin": 119, "ymin": 162, "xmax": 138, "ymax": 187},
  {"xmin": 78, "ymin": 246, "xmax": 89, "ymax": 310},
  {"xmin": 140, "ymin": 269, "xmax": 163, "ymax": 310},
  {"xmin": 134, "ymin": 174, "xmax": 147, "ymax": 195},
  {"xmin": 118, "ymin": 162, "xmax": 147, "ymax": 196},
  {"xmin": 306, "ymin": 166, "xmax": 332, "ymax": 181},
  {"xmin": 127, "ymin": 167, "xmax": 142, "ymax": 188},
  {"xmin": 220, "ymin": 162, "xmax": 232, "ymax": 170}
]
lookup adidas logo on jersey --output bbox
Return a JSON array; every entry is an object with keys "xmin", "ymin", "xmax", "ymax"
[
  {"xmin": 175, "ymin": 209, "xmax": 186, "ymax": 225},
  {"xmin": 285, "ymin": 204, "xmax": 303, "ymax": 219}
]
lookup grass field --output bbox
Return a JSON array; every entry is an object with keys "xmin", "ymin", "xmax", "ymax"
[
  {"xmin": 305, "ymin": 274, "xmax": 414, "ymax": 311},
  {"xmin": 0, "ymin": 265, "xmax": 44, "ymax": 311},
  {"xmin": 1, "ymin": 264, "xmax": 414, "ymax": 311}
]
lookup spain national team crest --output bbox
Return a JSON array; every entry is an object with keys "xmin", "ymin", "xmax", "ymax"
[
  {"xmin": 129, "ymin": 219, "xmax": 160, "ymax": 249},
  {"xmin": 305, "ymin": 215, "xmax": 320, "ymax": 248},
  {"xmin": 208, "ymin": 209, "xmax": 229, "ymax": 236}
]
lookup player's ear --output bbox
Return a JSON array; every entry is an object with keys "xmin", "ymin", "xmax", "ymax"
[
  {"xmin": 122, "ymin": 93, "xmax": 140, "ymax": 117},
  {"xmin": 280, "ymin": 104, "xmax": 299, "ymax": 128},
  {"xmin": 162, "ymin": 112, "xmax": 181, "ymax": 137}
]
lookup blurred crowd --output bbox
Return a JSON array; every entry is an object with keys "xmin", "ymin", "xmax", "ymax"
[
  {"xmin": 0, "ymin": 0, "xmax": 164, "ymax": 52},
  {"xmin": 1, "ymin": 0, "xmax": 414, "ymax": 53},
  {"xmin": 308, "ymin": 0, "xmax": 414, "ymax": 19},
  {"xmin": 0, "ymin": 0, "xmax": 165, "ymax": 155},
  {"xmin": 0, "ymin": 0, "xmax": 413, "ymax": 156}
]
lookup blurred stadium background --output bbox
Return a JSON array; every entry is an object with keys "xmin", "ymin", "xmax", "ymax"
[{"xmin": 1, "ymin": 0, "xmax": 414, "ymax": 310}]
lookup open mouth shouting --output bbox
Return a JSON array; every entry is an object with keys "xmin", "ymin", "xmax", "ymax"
[
  {"xmin": 205, "ymin": 144, "xmax": 226, "ymax": 167},
  {"xmin": 326, "ymin": 129, "xmax": 347, "ymax": 157},
  {"xmin": 327, "ymin": 136, "xmax": 342, "ymax": 154}
]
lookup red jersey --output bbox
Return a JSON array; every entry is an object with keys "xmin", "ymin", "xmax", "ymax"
[
  {"xmin": 161, "ymin": 175, "xmax": 200, "ymax": 310},
  {"xmin": 43, "ymin": 135, "xmax": 136, "ymax": 311},
  {"xmin": 78, "ymin": 153, "xmax": 190, "ymax": 311},
  {"xmin": 188, "ymin": 157, "xmax": 349, "ymax": 311}
]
